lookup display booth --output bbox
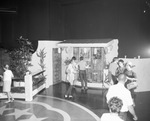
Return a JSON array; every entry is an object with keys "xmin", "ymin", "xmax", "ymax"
[
  {"xmin": 0, "ymin": 39, "xmax": 118, "ymax": 101},
  {"xmin": 57, "ymin": 39, "xmax": 119, "ymax": 88}
]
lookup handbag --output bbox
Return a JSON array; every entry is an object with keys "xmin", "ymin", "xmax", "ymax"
[
  {"xmin": 125, "ymin": 71, "xmax": 138, "ymax": 90},
  {"xmin": 127, "ymin": 81, "xmax": 138, "ymax": 90}
]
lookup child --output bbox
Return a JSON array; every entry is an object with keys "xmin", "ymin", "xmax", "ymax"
[
  {"xmin": 2, "ymin": 64, "xmax": 14, "ymax": 103},
  {"xmin": 101, "ymin": 97, "xmax": 123, "ymax": 121}
]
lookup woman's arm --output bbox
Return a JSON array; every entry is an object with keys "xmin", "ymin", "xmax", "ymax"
[{"xmin": 126, "ymin": 77, "xmax": 137, "ymax": 81}]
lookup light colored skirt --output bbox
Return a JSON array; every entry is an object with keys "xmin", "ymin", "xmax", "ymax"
[
  {"xmin": 3, "ymin": 81, "xmax": 12, "ymax": 92},
  {"xmin": 67, "ymin": 73, "xmax": 75, "ymax": 85}
]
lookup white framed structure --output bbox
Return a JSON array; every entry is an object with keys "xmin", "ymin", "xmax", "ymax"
[{"xmin": 57, "ymin": 39, "xmax": 119, "ymax": 88}]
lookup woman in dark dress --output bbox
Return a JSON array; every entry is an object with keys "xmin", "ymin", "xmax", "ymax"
[{"xmin": 115, "ymin": 59, "xmax": 125, "ymax": 81}]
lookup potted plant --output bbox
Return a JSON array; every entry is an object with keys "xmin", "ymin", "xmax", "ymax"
[
  {"xmin": 36, "ymin": 48, "xmax": 46, "ymax": 71},
  {"xmin": 9, "ymin": 36, "xmax": 34, "ymax": 87}
]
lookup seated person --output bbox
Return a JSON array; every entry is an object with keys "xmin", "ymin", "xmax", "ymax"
[{"xmin": 101, "ymin": 97, "xmax": 123, "ymax": 121}]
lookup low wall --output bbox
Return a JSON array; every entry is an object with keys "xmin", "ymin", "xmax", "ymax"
[{"xmin": 122, "ymin": 58, "xmax": 150, "ymax": 92}]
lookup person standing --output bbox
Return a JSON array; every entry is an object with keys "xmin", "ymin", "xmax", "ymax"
[
  {"xmin": 106, "ymin": 73, "xmax": 138, "ymax": 121},
  {"xmin": 115, "ymin": 59, "xmax": 125, "ymax": 78},
  {"xmin": 109, "ymin": 57, "xmax": 118, "ymax": 84},
  {"xmin": 124, "ymin": 62, "xmax": 138, "ymax": 106},
  {"xmin": 101, "ymin": 97, "xmax": 124, "ymax": 121},
  {"xmin": 78, "ymin": 56, "xmax": 88, "ymax": 91},
  {"xmin": 65, "ymin": 56, "xmax": 78, "ymax": 98},
  {"xmin": 2, "ymin": 64, "xmax": 14, "ymax": 103}
]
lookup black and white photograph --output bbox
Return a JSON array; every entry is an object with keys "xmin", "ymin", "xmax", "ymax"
[{"xmin": 0, "ymin": 0, "xmax": 150, "ymax": 121}]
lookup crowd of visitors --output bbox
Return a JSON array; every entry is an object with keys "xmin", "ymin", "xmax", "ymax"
[
  {"xmin": 0, "ymin": 55, "xmax": 138, "ymax": 120},
  {"xmin": 64, "ymin": 56, "xmax": 138, "ymax": 121}
]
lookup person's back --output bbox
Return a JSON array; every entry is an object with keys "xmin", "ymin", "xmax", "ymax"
[
  {"xmin": 106, "ymin": 74, "xmax": 138, "ymax": 121},
  {"xmin": 2, "ymin": 64, "xmax": 14, "ymax": 103},
  {"xmin": 106, "ymin": 83, "xmax": 132, "ymax": 112},
  {"xmin": 78, "ymin": 56, "xmax": 88, "ymax": 90},
  {"xmin": 3, "ymin": 70, "xmax": 14, "ymax": 81},
  {"xmin": 101, "ymin": 113, "xmax": 123, "ymax": 121},
  {"xmin": 78, "ymin": 57, "xmax": 87, "ymax": 70}
]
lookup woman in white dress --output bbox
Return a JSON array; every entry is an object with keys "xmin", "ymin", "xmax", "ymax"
[
  {"xmin": 65, "ymin": 56, "xmax": 78, "ymax": 98},
  {"xmin": 2, "ymin": 64, "xmax": 14, "ymax": 103}
]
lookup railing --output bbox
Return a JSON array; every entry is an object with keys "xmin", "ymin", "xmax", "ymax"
[
  {"xmin": 0, "ymin": 70, "xmax": 46, "ymax": 101},
  {"xmin": 25, "ymin": 70, "xmax": 46, "ymax": 101}
]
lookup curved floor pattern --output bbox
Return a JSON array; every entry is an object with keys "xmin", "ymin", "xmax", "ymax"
[
  {"xmin": 0, "ymin": 95, "xmax": 100, "ymax": 121},
  {"xmin": 37, "ymin": 95, "xmax": 100, "ymax": 121}
]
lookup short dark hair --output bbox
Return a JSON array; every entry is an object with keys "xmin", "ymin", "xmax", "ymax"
[
  {"xmin": 118, "ymin": 59, "xmax": 124, "ymax": 63},
  {"xmin": 71, "ymin": 56, "xmax": 76, "ymax": 62},
  {"xmin": 117, "ymin": 59, "xmax": 124, "ymax": 65},
  {"xmin": 108, "ymin": 97, "xmax": 123, "ymax": 113},
  {"xmin": 112, "ymin": 57, "xmax": 118, "ymax": 62}
]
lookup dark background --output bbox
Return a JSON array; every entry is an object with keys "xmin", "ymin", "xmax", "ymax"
[{"xmin": 0, "ymin": 0, "xmax": 150, "ymax": 58}]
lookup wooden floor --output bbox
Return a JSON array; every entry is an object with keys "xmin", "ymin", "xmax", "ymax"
[{"xmin": 0, "ymin": 82, "xmax": 150, "ymax": 121}]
